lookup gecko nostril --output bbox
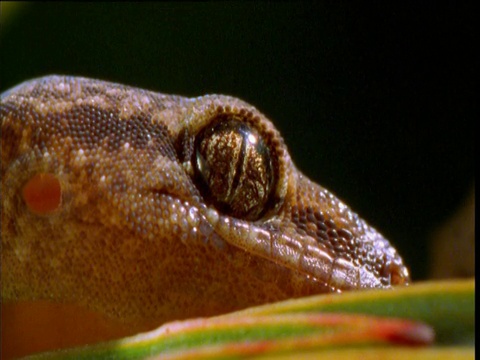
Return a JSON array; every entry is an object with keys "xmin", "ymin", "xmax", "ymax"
[
  {"xmin": 381, "ymin": 259, "xmax": 411, "ymax": 286},
  {"xmin": 22, "ymin": 173, "xmax": 62, "ymax": 215},
  {"xmin": 390, "ymin": 263, "xmax": 411, "ymax": 286}
]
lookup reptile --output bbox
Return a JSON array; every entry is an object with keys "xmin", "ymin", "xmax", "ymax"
[{"xmin": 1, "ymin": 75, "xmax": 410, "ymax": 325}]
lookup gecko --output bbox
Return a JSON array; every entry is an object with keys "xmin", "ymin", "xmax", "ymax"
[{"xmin": 1, "ymin": 75, "xmax": 410, "ymax": 325}]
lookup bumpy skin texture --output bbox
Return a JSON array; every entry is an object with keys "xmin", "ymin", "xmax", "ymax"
[{"xmin": 1, "ymin": 76, "xmax": 410, "ymax": 324}]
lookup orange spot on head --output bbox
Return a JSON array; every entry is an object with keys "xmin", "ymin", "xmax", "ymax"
[{"xmin": 22, "ymin": 173, "xmax": 62, "ymax": 215}]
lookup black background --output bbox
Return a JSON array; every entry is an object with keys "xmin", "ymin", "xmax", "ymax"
[{"xmin": 1, "ymin": 3, "xmax": 475, "ymax": 280}]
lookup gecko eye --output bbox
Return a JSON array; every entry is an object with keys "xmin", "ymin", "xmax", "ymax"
[{"xmin": 194, "ymin": 116, "xmax": 275, "ymax": 220}]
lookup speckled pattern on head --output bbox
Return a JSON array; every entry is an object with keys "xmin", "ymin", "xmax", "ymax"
[{"xmin": 1, "ymin": 75, "xmax": 410, "ymax": 324}]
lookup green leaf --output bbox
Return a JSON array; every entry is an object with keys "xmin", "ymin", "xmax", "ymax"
[{"xmin": 27, "ymin": 278, "xmax": 474, "ymax": 360}]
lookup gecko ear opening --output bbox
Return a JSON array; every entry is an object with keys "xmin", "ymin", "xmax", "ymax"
[{"xmin": 22, "ymin": 173, "xmax": 62, "ymax": 215}]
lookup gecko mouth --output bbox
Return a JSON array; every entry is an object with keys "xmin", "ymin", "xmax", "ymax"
[
  {"xmin": 199, "ymin": 169, "xmax": 411, "ymax": 292},
  {"xmin": 204, "ymin": 211, "xmax": 409, "ymax": 293}
]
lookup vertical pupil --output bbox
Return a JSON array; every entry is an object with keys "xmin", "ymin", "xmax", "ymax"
[{"xmin": 194, "ymin": 118, "xmax": 274, "ymax": 220}]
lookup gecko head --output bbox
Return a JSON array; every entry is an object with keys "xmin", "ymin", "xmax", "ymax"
[
  {"xmin": 180, "ymin": 95, "xmax": 411, "ymax": 292},
  {"xmin": 1, "ymin": 76, "xmax": 410, "ymax": 326}
]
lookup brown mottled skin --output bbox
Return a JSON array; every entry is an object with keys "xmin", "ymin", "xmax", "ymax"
[{"xmin": 1, "ymin": 76, "xmax": 410, "ymax": 325}]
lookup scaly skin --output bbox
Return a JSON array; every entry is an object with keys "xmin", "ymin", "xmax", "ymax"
[{"xmin": 1, "ymin": 75, "xmax": 409, "ymax": 325}]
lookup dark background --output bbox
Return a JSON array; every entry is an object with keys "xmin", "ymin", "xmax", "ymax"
[{"xmin": 1, "ymin": 3, "xmax": 475, "ymax": 280}]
